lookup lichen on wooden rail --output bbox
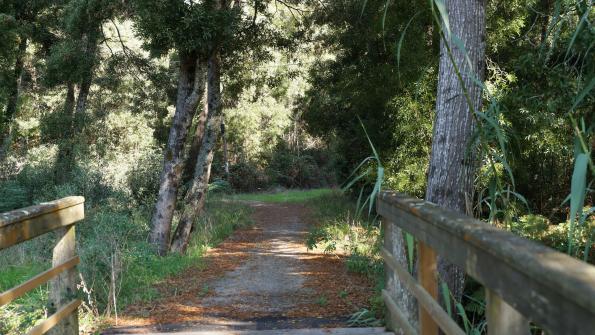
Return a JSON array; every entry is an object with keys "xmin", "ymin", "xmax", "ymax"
[
  {"xmin": 0, "ymin": 196, "xmax": 84, "ymax": 227},
  {"xmin": 377, "ymin": 191, "xmax": 595, "ymax": 335},
  {"xmin": 0, "ymin": 196, "xmax": 84, "ymax": 250}
]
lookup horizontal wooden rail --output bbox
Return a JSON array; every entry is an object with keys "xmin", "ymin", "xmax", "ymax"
[
  {"xmin": 378, "ymin": 191, "xmax": 595, "ymax": 335},
  {"xmin": 0, "ymin": 256, "xmax": 80, "ymax": 307},
  {"xmin": 27, "ymin": 299, "xmax": 81, "ymax": 335},
  {"xmin": 0, "ymin": 196, "xmax": 85, "ymax": 250}
]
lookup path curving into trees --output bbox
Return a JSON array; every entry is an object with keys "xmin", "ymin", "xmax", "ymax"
[{"xmin": 104, "ymin": 201, "xmax": 378, "ymax": 334}]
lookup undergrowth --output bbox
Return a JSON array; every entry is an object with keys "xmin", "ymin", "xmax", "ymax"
[
  {"xmin": 230, "ymin": 188, "xmax": 334, "ymax": 203},
  {"xmin": 304, "ymin": 190, "xmax": 385, "ymax": 326},
  {"xmin": 0, "ymin": 199, "xmax": 253, "ymax": 334}
]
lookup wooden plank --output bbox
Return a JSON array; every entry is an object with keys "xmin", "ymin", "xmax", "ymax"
[
  {"xmin": 26, "ymin": 299, "xmax": 80, "ymax": 335},
  {"xmin": 48, "ymin": 226, "xmax": 79, "ymax": 335},
  {"xmin": 0, "ymin": 196, "xmax": 84, "ymax": 227},
  {"xmin": 382, "ymin": 289, "xmax": 418, "ymax": 335},
  {"xmin": 381, "ymin": 248, "xmax": 465, "ymax": 335},
  {"xmin": 0, "ymin": 256, "xmax": 79, "ymax": 307},
  {"xmin": 486, "ymin": 289, "xmax": 530, "ymax": 335},
  {"xmin": 377, "ymin": 191, "xmax": 595, "ymax": 335},
  {"xmin": 418, "ymin": 242, "xmax": 438, "ymax": 335},
  {"xmin": 0, "ymin": 197, "xmax": 84, "ymax": 250}
]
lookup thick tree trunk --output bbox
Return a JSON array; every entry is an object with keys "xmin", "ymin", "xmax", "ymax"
[
  {"xmin": 149, "ymin": 53, "xmax": 207, "ymax": 255},
  {"xmin": 170, "ymin": 53, "xmax": 222, "ymax": 254},
  {"xmin": 0, "ymin": 37, "xmax": 27, "ymax": 161},
  {"xmin": 425, "ymin": 0, "xmax": 486, "ymax": 310}
]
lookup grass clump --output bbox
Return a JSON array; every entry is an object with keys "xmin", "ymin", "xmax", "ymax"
[
  {"xmin": 0, "ymin": 198, "xmax": 253, "ymax": 334},
  {"xmin": 231, "ymin": 188, "xmax": 334, "ymax": 203},
  {"xmin": 304, "ymin": 190, "xmax": 385, "ymax": 322}
]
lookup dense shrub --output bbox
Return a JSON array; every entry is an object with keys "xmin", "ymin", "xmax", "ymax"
[{"xmin": 228, "ymin": 160, "xmax": 269, "ymax": 192}]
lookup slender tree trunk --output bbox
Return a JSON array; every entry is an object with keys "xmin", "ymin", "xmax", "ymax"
[
  {"xmin": 0, "ymin": 37, "xmax": 27, "ymax": 161},
  {"xmin": 425, "ymin": 0, "xmax": 486, "ymax": 310},
  {"xmin": 540, "ymin": 0, "xmax": 551, "ymax": 44},
  {"xmin": 183, "ymin": 96, "xmax": 209, "ymax": 185},
  {"xmin": 149, "ymin": 53, "xmax": 207, "ymax": 255},
  {"xmin": 170, "ymin": 52, "xmax": 222, "ymax": 254},
  {"xmin": 55, "ymin": 35, "xmax": 98, "ymax": 183},
  {"xmin": 54, "ymin": 83, "xmax": 76, "ymax": 184},
  {"xmin": 222, "ymin": 120, "xmax": 229, "ymax": 179}
]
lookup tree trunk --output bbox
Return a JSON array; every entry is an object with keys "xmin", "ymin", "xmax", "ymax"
[
  {"xmin": 222, "ymin": 120, "xmax": 229, "ymax": 179},
  {"xmin": 0, "ymin": 37, "xmax": 27, "ymax": 161},
  {"xmin": 54, "ymin": 83, "xmax": 76, "ymax": 184},
  {"xmin": 425, "ymin": 0, "xmax": 486, "ymax": 311},
  {"xmin": 170, "ymin": 52, "xmax": 222, "ymax": 254},
  {"xmin": 149, "ymin": 53, "xmax": 207, "ymax": 256},
  {"xmin": 54, "ymin": 33, "xmax": 98, "ymax": 183},
  {"xmin": 183, "ymin": 96, "xmax": 209, "ymax": 185}
]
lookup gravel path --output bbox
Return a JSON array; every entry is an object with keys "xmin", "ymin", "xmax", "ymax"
[
  {"xmin": 201, "ymin": 202, "xmax": 313, "ymax": 314},
  {"xmin": 103, "ymin": 201, "xmax": 375, "ymax": 333}
]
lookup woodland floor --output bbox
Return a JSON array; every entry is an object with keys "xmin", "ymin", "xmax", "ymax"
[{"xmin": 102, "ymin": 201, "xmax": 375, "ymax": 333}]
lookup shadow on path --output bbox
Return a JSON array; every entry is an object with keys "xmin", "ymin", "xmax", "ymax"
[{"xmin": 103, "ymin": 202, "xmax": 374, "ymax": 333}]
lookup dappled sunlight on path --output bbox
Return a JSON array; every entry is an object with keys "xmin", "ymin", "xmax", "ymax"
[{"xmin": 104, "ymin": 202, "xmax": 374, "ymax": 333}]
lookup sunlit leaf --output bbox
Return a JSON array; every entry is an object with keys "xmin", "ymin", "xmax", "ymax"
[{"xmin": 568, "ymin": 153, "xmax": 588, "ymax": 254}]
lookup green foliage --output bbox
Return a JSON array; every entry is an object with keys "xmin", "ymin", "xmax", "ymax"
[
  {"xmin": 132, "ymin": 0, "xmax": 240, "ymax": 57},
  {"xmin": 510, "ymin": 213, "xmax": 594, "ymax": 263},
  {"xmin": 214, "ymin": 45, "xmax": 339, "ymax": 192},
  {"xmin": 0, "ymin": 179, "xmax": 28, "ymax": 211},
  {"xmin": 232, "ymin": 188, "xmax": 333, "ymax": 203},
  {"xmin": 304, "ymin": 191, "xmax": 385, "ymax": 319},
  {"xmin": 0, "ymin": 263, "xmax": 47, "ymax": 335},
  {"xmin": 266, "ymin": 141, "xmax": 336, "ymax": 189},
  {"xmin": 228, "ymin": 161, "xmax": 269, "ymax": 192},
  {"xmin": 347, "ymin": 308, "xmax": 383, "ymax": 327},
  {"xmin": 0, "ymin": 197, "xmax": 253, "ymax": 334},
  {"xmin": 301, "ymin": 0, "xmax": 437, "ymax": 195}
]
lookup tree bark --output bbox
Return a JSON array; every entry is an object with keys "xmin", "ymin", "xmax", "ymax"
[
  {"xmin": 183, "ymin": 96, "xmax": 209, "ymax": 185},
  {"xmin": 54, "ymin": 83, "xmax": 76, "ymax": 184},
  {"xmin": 149, "ymin": 53, "xmax": 207, "ymax": 255},
  {"xmin": 425, "ymin": 0, "xmax": 486, "ymax": 312},
  {"xmin": 170, "ymin": 52, "xmax": 222, "ymax": 254},
  {"xmin": 0, "ymin": 37, "xmax": 27, "ymax": 161}
]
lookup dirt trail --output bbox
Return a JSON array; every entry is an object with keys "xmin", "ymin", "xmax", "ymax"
[{"xmin": 104, "ymin": 202, "xmax": 374, "ymax": 333}]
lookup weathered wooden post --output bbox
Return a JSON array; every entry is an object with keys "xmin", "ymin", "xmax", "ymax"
[
  {"xmin": 48, "ymin": 226, "xmax": 79, "ymax": 335},
  {"xmin": 486, "ymin": 289, "xmax": 530, "ymax": 335},
  {"xmin": 383, "ymin": 215, "xmax": 418, "ymax": 334},
  {"xmin": 0, "ymin": 197, "xmax": 84, "ymax": 335},
  {"xmin": 418, "ymin": 242, "xmax": 438, "ymax": 335}
]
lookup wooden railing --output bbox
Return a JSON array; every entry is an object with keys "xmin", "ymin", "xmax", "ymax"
[
  {"xmin": 0, "ymin": 196, "xmax": 85, "ymax": 335},
  {"xmin": 377, "ymin": 191, "xmax": 595, "ymax": 335}
]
